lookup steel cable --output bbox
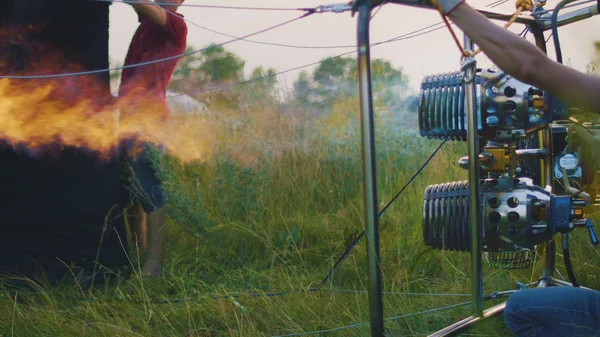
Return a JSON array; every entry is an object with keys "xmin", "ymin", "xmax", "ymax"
[
  {"xmin": 97, "ymin": 0, "xmax": 317, "ymax": 12},
  {"xmin": 316, "ymin": 140, "xmax": 447, "ymax": 288},
  {"xmin": 271, "ymin": 301, "xmax": 471, "ymax": 337},
  {"xmin": 0, "ymin": 12, "xmax": 314, "ymax": 79}
]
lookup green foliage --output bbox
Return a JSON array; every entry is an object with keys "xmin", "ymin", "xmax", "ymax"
[
  {"xmin": 169, "ymin": 44, "xmax": 282, "ymax": 110},
  {"xmin": 198, "ymin": 44, "xmax": 246, "ymax": 84},
  {"xmin": 168, "ymin": 46, "xmax": 410, "ymax": 114},
  {"xmin": 170, "ymin": 46, "xmax": 202, "ymax": 92},
  {"xmin": 169, "ymin": 44, "xmax": 246, "ymax": 93},
  {"xmin": 0, "ymin": 105, "xmax": 533, "ymax": 337},
  {"xmin": 311, "ymin": 56, "xmax": 357, "ymax": 109},
  {"xmin": 291, "ymin": 56, "xmax": 411, "ymax": 114},
  {"xmin": 241, "ymin": 66, "xmax": 279, "ymax": 108},
  {"xmin": 586, "ymin": 41, "xmax": 600, "ymax": 75},
  {"xmin": 11, "ymin": 44, "xmax": 600, "ymax": 337},
  {"xmin": 293, "ymin": 70, "xmax": 311, "ymax": 106}
]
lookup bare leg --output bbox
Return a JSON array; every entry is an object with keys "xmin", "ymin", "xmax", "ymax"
[
  {"xmin": 142, "ymin": 207, "xmax": 165, "ymax": 276},
  {"xmin": 127, "ymin": 203, "xmax": 147, "ymax": 253}
]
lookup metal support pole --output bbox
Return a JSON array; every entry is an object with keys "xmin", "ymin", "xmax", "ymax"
[
  {"xmin": 532, "ymin": 28, "xmax": 556, "ymax": 287},
  {"xmin": 541, "ymin": 4, "xmax": 600, "ymax": 30},
  {"xmin": 463, "ymin": 34, "xmax": 484, "ymax": 316},
  {"xmin": 356, "ymin": 1, "xmax": 385, "ymax": 336},
  {"xmin": 427, "ymin": 302, "xmax": 507, "ymax": 337}
]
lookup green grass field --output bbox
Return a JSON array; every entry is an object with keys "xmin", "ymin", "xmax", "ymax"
[{"xmin": 2, "ymin": 99, "xmax": 600, "ymax": 337}]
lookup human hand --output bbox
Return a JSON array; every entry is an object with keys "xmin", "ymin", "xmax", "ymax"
[{"xmin": 568, "ymin": 123, "xmax": 600, "ymax": 182}]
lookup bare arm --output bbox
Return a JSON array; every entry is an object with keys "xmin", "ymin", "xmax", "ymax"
[
  {"xmin": 448, "ymin": 3, "xmax": 600, "ymax": 113},
  {"xmin": 125, "ymin": 0, "xmax": 168, "ymax": 27}
]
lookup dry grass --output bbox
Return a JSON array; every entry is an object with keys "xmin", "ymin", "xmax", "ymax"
[{"xmin": 1, "ymin": 96, "xmax": 598, "ymax": 337}]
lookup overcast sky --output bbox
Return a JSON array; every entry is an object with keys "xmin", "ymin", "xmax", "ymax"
[{"xmin": 108, "ymin": 0, "xmax": 600, "ymax": 93}]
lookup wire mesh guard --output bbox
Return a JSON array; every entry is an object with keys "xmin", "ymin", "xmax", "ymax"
[{"xmin": 484, "ymin": 250, "xmax": 536, "ymax": 269}]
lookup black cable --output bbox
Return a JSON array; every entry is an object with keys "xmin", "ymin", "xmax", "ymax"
[
  {"xmin": 314, "ymin": 17, "xmax": 533, "ymax": 288},
  {"xmin": 167, "ymin": 22, "xmax": 451, "ymax": 98},
  {"xmin": 167, "ymin": 0, "xmax": 510, "ymax": 97},
  {"xmin": 184, "ymin": 18, "xmax": 358, "ymax": 50},
  {"xmin": 97, "ymin": 0, "xmax": 315, "ymax": 12},
  {"xmin": 318, "ymin": 1, "xmax": 515, "ymax": 286},
  {"xmin": 487, "ymin": 0, "xmax": 510, "ymax": 6},
  {"xmin": 181, "ymin": 12, "xmax": 447, "ymax": 51},
  {"xmin": 316, "ymin": 140, "xmax": 446, "ymax": 288},
  {"xmin": 370, "ymin": 0, "xmax": 388, "ymax": 20},
  {"xmin": 1, "ymin": 12, "xmax": 314, "ymax": 79},
  {"xmin": 171, "ymin": 0, "xmax": 509, "ymax": 51},
  {"xmin": 552, "ymin": 0, "xmax": 578, "ymax": 64},
  {"xmin": 562, "ymin": 234, "xmax": 580, "ymax": 287},
  {"xmin": 564, "ymin": 249, "xmax": 580, "ymax": 287}
]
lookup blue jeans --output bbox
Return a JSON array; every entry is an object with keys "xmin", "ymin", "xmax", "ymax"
[
  {"xmin": 120, "ymin": 142, "xmax": 167, "ymax": 213},
  {"xmin": 504, "ymin": 287, "xmax": 600, "ymax": 337}
]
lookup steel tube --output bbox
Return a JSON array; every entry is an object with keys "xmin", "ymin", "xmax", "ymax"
[
  {"xmin": 463, "ymin": 34, "xmax": 484, "ymax": 317},
  {"xmin": 427, "ymin": 302, "xmax": 507, "ymax": 337},
  {"xmin": 383, "ymin": 1, "xmax": 536, "ymax": 24},
  {"xmin": 472, "ymin": 6, "xmax": 536, "ymax": 24},
  {"xmin": 356, "ymin": 1, "xmax": 385, "ymax": 336},
  {"xmin": 515, "ymin": 148, "xmax": 551, "ymax": 160},
  {"xmin": 382, "ymin": 1, "xmax": 597, "ymax": 28},
  {"xmin": 541, "ymin": 4, "xmax": 599, "ymax": 30},
  {"xmin": 551, "ymin": 278, "xmax": 593, "ymax": 290},
  {"xmin": 530, "ymin": 28, "xmax": 556, "ymax": 287}
]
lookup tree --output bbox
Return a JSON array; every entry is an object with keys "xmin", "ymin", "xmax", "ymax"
[
  {"xmin": 249, "ymin": 66, "xmax": 277, "ymax": 92},
  {"xmin": 293, "ymin": 70, "xmax": 311, "ymax": 105},
  {"xmin": 311, "ymin": 56, "xmax": 356, "ymax": 108},
  {"xmin": 241, "ymin": 66, "xmax": 279, "ymax": 108},
  {"xmin": 197, "ymin": 44, "xmax": 245, "ymax": 85},
  {"xmin": 169, "ymin": 44, "xmax": 246, "ymax": 93},
  {"xmin": 291, "ymin": 56, "xmax": 410, "ymax": 112},
  {"xmin": 170, "ymin": 46, "xmax": 202, "ymax": 92},
  {"xmin": 168, "ymin": 44, "xmax": 247, "ymax": 109},
  {"xmin": 369, "ymin": 59, "xmax": 410, "ymax": 108}
]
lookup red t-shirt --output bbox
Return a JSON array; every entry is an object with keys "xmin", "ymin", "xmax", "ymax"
[{"xmin": 118, "ymin": 12, "xmax": 187, "ymax": 119}]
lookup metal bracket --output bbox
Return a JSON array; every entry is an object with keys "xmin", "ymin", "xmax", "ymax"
[
  {"xmin": 315, "ymin": 2, "xmax": 353, "ymax": 13},
  {"xmin": 461, "ymin": 57, "xmax": 477, "ymax": 84}
]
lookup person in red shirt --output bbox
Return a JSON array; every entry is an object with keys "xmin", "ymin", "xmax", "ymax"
[{"xmin": 118, "ymin": 0, "xmax": 187, "ymax": 276}]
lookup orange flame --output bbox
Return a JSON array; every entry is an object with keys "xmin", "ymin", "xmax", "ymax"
[
  {"xmin": 0, "ymin": 23, "xmax": 317, "ymax": 166},
  {"xmin": 0, "ymin": 77, "xmax": 217, "ymax": 163},
  {"xmin": 0, "ymin": 22, "xmax": 219, "ymax": 164}
]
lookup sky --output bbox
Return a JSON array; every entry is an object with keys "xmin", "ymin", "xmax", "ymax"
[{"xmin": 108, "ymin": 0, "xmax": 600, "ymax": 94}]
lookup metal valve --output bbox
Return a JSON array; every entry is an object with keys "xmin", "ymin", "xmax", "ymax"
[{"xmin": 574, "ymin": 219, "xmax": 600, "ymax": 246}]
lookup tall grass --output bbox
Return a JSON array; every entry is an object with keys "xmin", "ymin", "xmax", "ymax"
[{"xmin": 1, "ymin": 96, "xmax": 599, "ymax": 336}]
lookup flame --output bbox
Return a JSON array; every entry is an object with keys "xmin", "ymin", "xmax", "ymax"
[
  {"xmin": 0, "ymin": 77, "xmax": 217, "ymax": 163},
  {"xmin": 0, "ymin": 22, "xmax": 220, "ymax": 164},
  {"xmin": 0, "ymin": 23, "xmax": 311, "ymax": 167}
]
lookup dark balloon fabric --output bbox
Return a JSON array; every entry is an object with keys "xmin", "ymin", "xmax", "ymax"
[{"xmin": 0, "ymin": 0, "xmax": 130, "ymax": 285}]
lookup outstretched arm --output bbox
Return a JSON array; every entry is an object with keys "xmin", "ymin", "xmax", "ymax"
[
  {"xmin": 447, "ymin": 3, "xmax": 600, "ymax": 113},
  {"xmin": 125, "ymin": 0, "xmax": 168, "ymax": 27}
]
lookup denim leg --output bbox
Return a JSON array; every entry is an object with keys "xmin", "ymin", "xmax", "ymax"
[
  {"xmin": 127, "ymin": 143, "xmax": 167, "ymax": 213},
  {"xmin": 504, "ymin": 287, "xmax": 600, "ymax": 337}
]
